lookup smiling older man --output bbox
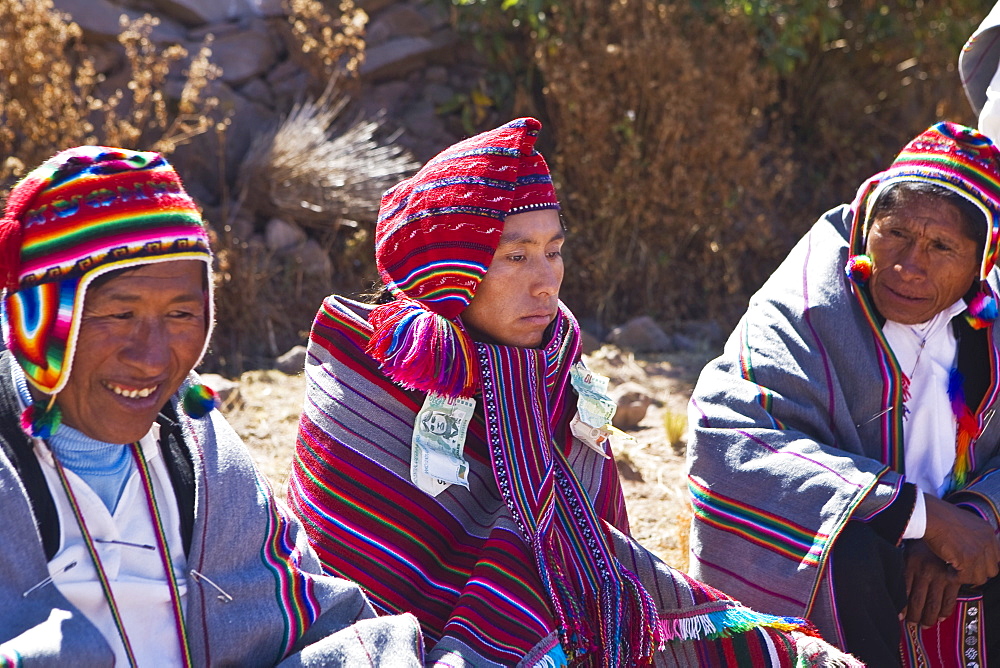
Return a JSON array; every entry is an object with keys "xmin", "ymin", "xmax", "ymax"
[
  {"xmin": 286, "ymin": 118, "xmax": 862, "ymax": 667},
  {"xmin": 688, "ymin": 122, "xmax": 1000, "ymax": 667},
  {"xmin": 0, "ymin": 146, "xmax": 421, "ymax": 666}
]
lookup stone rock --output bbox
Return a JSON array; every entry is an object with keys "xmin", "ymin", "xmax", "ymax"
[
  {"xmin": 189, "ymin": 21, "xmax": 242, "ymax": 42},
  {"xmin": 360, "ymin": 36, "xmax": 436, "ymax": 81},
  {"xmin": 265, "ymin": 217, "xmax": 306, "ymax": 251},
  {"xmin": 267, "ymin": 60, "xmax": 310, "ymax": 104},
  {"xmin": 356, "ymin": 0, "xmax": 395, "ymax": 14},
  {"xmin": 675, "ymin": 320, "xmax": 725, "ymax": 350},
  {"xmin": 616, "ymin": 453, "xmax": 644, "ymax": 482},
  {"xmin": 417, "ymin": 2, "xmax": 450, "ymax": 32},
  {"xmin": 153, "ymin": 0, "xmax": 265, "ymax": 26},
  {"xmin": 579, "ymin": 329, "xmax": 601, "ymax": 356},
  {"xmin": 425, "ymin": 65, "xmax": 448, "ymax": 84},
  {"xmin": 610, "ymin": 381, "xmax": 654, "ymax": 430},
  {"xmin": 295, "ymin": 238, "xmax": 333, "ymax": 279},
  {"xmin": 607, "ymin": 316, "xmax": 671, "ymax": 353},
  {"xmin": 204, "ymin": 79, "xmax": 277, "ymax": 180},
  {"xmin": 248, "ymin": 0, "xmax": 284, "ymax": 17},
  {"xmin": 53, "ymin": 0, "xmax": 187, "ymax": 43},
  {"xmin": 365, "ymin": 20, "xmax": 393, "ymax": 49},
  {"xmin": 238, "ymin": 77, "xmax": 273, "ymax": 107},
  {"xmin": 199, "ymin": 372, "xmax": 241, "ymax": 409},
  {"xmin": 369, "ymin": 6, "xmax": 432, "ymax": 39},
  {"xmin": 423, "ymin": 82, "xmax": 454, "ymax": 106},
  {"xmin": 365, "ymin": 81, "xmax": 412, "ymax": 114},
  {"xmin": 403, "ymin": 100, "xmax": 447, "ymax": 141},
  {"xmin": 275, "ymin": 345, "xmax": 308, "ymax": 375},
  {"xmin": 212, "ymin": 27, "xmax": 278, "ymax": 86}
]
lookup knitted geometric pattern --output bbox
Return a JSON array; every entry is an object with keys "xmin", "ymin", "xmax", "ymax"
[
  {"xmin": 368, "ymin": 118, "xmax": 559, "ymax": 397},
  {"xmin": 375, "ymin": 117, "xmax": 559, "ymax": 317},
  {"xmin": 848, "ymin": 122, "xmax": 1000, "ymax": 284},
  {"xmin": 0, "ymin": 146, "xmax": 211, "ymax": 395}
]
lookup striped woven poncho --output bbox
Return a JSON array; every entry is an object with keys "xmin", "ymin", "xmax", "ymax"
[{"xmin": 287, "ymin": 295, "xmax": 861, "ymax": 666}]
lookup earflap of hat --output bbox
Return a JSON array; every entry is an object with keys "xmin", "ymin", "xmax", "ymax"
[
  {"xmin": 4, "ymin": 254, "xmax": 215, "ymax": 397},
  {"xmin": 366, "ymin": 297, "xmax": 478, "ymax": 398},
  {"xmin": 5, "ymin": 277, "xmax": 80, "ymax": 395}
]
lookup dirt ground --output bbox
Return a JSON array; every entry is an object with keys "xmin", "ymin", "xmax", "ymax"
[{"xmin": 224, "ymin": 344, "xmax": 713, "ymax": 569}]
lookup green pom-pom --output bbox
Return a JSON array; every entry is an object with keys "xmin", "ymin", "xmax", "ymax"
[{"xmin": 182, "ymin": 384, "xmax": 219, "ymax": 419}]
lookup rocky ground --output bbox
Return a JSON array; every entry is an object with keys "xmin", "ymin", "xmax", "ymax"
[{"xmin": 222, "ymin": 342, "xmax": 715, "ymax": 569}]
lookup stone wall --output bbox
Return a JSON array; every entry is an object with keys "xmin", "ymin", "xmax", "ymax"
[{"xmin": 51, "ymin": 0, "xmax": 482, "ymax": 204}]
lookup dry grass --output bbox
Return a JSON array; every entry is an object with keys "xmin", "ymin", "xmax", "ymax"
[
  {"xmin": 0, "ymin": 0, "xmax": 219, "ymax": 188},
  {"xmin": 227, "ymin": 345, "xmax": 710, "ymax": 568},
  {"xmin": 536, "ymin": 0, "xmax": 792, "ymax": 325},
  {"xmin": 283, "ymin": 0, "xmax": 366, "ymax": 92}
]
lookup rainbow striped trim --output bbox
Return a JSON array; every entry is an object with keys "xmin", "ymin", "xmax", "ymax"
[
  {"xmin": 0, "ymin": 649, "xmax": 21, "ymax": 668},
  {"xmin": 738, "ymin": 319, "xmax": 785, "ymax": 430},
  {"xmin": 256, "ymin": 480, "xmax": 321, "ymax": 662},
  {"xmin": 688, "ymin": 477, "xmax": 827, "ymax": 567}
]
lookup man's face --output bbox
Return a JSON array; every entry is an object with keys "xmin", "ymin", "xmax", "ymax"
[
  {"xmin": 53, "ymin": 260, "xmax": 208, "ymax": 444},
  {"xmin": 461, "ymin": 209, "xmax": 564, "ymax": 348},
  {"xmin": 866, "ymin": 194, "xmax": 979, "ymax": 325}
]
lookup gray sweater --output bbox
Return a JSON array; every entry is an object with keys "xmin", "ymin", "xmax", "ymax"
[{"xmin": 0, "ymin": 352, "xmax": 422, "ymax": 666}]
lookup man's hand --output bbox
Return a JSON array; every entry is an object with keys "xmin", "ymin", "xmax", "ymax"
[
  {"xmin": 903, "ymin": 540, "xmax": 961, "ymax": 627},
  {"xmin": 922, "ymin": 494, "xmax": 1000, "ymax": 585}
]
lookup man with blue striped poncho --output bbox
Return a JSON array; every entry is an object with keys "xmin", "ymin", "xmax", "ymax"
[{"xmin": 688, "ymin": 122, "xmax": 1000, "ymax": 667}]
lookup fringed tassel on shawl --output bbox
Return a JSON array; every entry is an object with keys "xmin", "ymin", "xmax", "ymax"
[
  {"xmin": 367, "ymin": 299, "xmax": 478, "ymax": 398},
  {"xmin": 537, "ymin": 536, "xmax": 665, "ymax": 665},
  {"xmin": 20, "ymin": 397, "xmax": 62, "ymax": 438},
  {"xmin": 947, "ymin": 368, "xmax": 979, "ymax": 492},
  {"xmin": 965, "ymin": 289, "xmax": 998, "ymax": 330},
  {"xmin": 658, "ymin": 605, "xmax": 819, "ymax": 643}
]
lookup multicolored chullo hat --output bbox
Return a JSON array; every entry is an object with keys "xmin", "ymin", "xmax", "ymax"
[
  {"xmin": 845, "ymin": 122, "xmax": 1000, "ymax": 329},
  {"xmin": 368, "ymin": 117, "xmax": 560, "ymax": 397},
  {"xmin": 0, "ymin": 146, "xmax": 214, "ymax": 435}
]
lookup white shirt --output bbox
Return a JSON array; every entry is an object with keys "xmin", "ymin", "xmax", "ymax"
[
  {"xmin": 883, "ymin": 299, "xmax": 968, "ymax": 538},
  {"xmin": 35, "ymin": 427, "xmax": 189, "ymax": 667}
]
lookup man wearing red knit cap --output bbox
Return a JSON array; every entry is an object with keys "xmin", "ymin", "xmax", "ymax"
[
  {"xmin": 288, "ymin": 118, "xmax": 859, "ymax": 666},
  {"xmin": 0, "ymin": 146, "xmax": 421, "ymax": 666}
]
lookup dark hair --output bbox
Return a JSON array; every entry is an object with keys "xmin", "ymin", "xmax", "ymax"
[
  {"xmin": 869, "ymin": 182, "xmax": 987, "ymax": 259},
  {"xmin": 364, "ymin": 282, "xmax": 394, "ymax": 305},
  {"xmin": 88, "ymin": 262, "xmax": 210, "ymax": 293}
]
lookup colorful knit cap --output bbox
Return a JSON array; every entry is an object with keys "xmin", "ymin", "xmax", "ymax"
[
  {"xmin": 846, "ymin": 122, "xmax": 1000, "ymax": 327},
  {"xmin": 368, "ymin": 117, "xmax": 560, "ymax": 397},
  {"xmin": 0, "ymin": 146, "xmax": 213, "ymax": 396}
]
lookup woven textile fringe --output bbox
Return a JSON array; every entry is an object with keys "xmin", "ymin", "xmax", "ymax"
[
  {"xmin": 20, "ymin": 400, "xmax": 61, "ymax": 438},
  {"xmin": 367, "ymin": 298, "xmax": 477, "ymax": 398},
  {"xmin": 658, "ymin": 606, "xmax": 818, "ymax": 644},
  {"xmin": 947, "ymin": 368, "xmax": 980, "ymax": 491},
  {"xmin": 966, "ymin": 289, "xmax": 998, "ymax": 329}
]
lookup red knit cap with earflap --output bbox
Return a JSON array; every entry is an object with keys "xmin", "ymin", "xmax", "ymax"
[{"xmin": 368, "ymin": 117, "xmax": 559, "ymax": 397}]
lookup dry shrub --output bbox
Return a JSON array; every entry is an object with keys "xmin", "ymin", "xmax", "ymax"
[
  {"xmin": 0, "ymin": 0, "xmax": 220, "ymax": 188},
  {"xmin": 538, "ymin": 1, "xmax": 792, "ymax": 324},
  {"xmin": 238, "ymin": 85, "xmax": 418, "ymax": 228},
  {"xmin": 284, "ymin": 0, "xmax": 367, "ymax": 90},
  {"xmin": 209, "ymin": 88, "xmax": 417, "ymax": 373},
  {"xmin": 777, "ymin": 4, "xmax": 984, "ymax": 215}
]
